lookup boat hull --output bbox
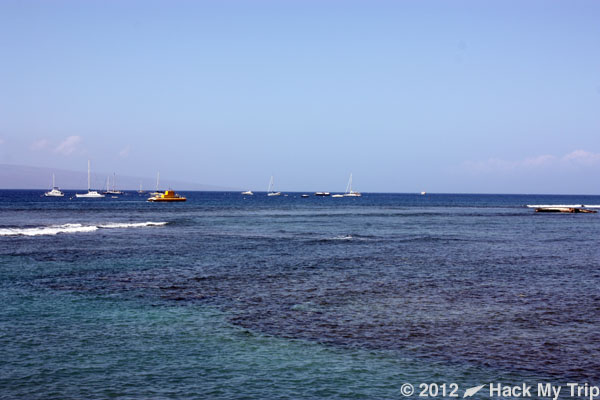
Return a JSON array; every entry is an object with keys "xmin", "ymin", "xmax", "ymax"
[
  {"xmin": 76, "ymin": 190, "xmax": 105, "ymax": 198},
  {"xmin": 147, "ymin": 197, "xmax": 186, "ymax": 202},
  {"xmin": 147, "ymin": 190, "xmax": 186, "ymax": 202}
]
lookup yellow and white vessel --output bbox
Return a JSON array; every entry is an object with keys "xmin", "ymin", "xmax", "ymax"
[{"xmin": 147, "ymin": 190, "xmax": 186, "ymax": 202}]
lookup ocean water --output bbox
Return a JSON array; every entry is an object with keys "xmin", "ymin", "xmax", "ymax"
[{"xmin": 1, "ymin": 190, "xmax": 599, "ymax": 399}]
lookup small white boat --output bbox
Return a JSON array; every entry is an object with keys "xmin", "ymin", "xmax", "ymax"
[
  {"xmin": 241, "ymin": 190, "xmax": 253, "ymax": 195},
  {"xmin": 44, "ymin": 174, "xmax": 64, "ymax": 197},
  {"xmin": 421, "ymin": 191, "xmax": 427, "ymax": 195},
  {"xmin": 137, "ymin": 182, "xmax": 145, "ymax": 194},
  {"xmin": 343, "ymin": 173, "xmax": 361, "ymax": 197},
  {"xmin": 104, "ymin": 173, "xmax": 123, "ymax": 195},
  {"xmin": 148, "ymin": 172, "xmax": 162, "ymax": 196},
  {"xmin": 301, "ymin": 194, "xmax": 310, "ymax": 198},
  {"xmin": 267, "ymin": 176, "xmax": 281, "ymax": 196},
  {"xmin": 332, "ymin": 194, "xmax": 344, "ymax": 198},
  {"xmin": 76, "ymin": 160, "xmax": 105, "ymax": 198},
  {"xmin": 315, "ymin": 192, "xmax": 330, "ymax": 196}
]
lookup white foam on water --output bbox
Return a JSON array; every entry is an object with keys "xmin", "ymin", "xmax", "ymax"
[
  {"xmin": 331, "ymin": 235, "xmax": 353, "ymax": 240},
  {"xmin": 0, "ymin": 221, "xmax": 168, "ymax": 236},
  {"xmin": 98, "ymin": 221, "xmax": 168, "ymax": 229}
]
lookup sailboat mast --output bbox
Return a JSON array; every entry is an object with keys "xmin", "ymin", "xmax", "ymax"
[
  {"xmin": 156, "ymin": 172, "xmax": 160, "ymax": 191},
  {"xmin": 346, "ymin": 173, "xmax": 353, "ymax": 194},
  {"xmin": 52, "ymin": 173, "xmax": 55, "ymax": 188},
  {"xmin": 87, "ymin": 160, "xmax": 91, "ymax": 191}
]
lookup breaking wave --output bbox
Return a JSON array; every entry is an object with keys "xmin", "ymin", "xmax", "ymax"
[{"xmin": 0, "ymin": 222, "xmax": 168, "ymax": 237}]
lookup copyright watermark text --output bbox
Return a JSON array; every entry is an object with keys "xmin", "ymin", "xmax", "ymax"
[{"xmin": 398, "ymin": 382, "xmax": 600, "ymax": 399}]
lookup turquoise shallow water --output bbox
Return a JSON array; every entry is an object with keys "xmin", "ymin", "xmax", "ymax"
[
  {"xmin": 1, "ymin": 191, "xmax": 600, "ymax": 399},
  {"xmin": 1, "ymin": 289, "xmax": 538, "ymax": 399}
]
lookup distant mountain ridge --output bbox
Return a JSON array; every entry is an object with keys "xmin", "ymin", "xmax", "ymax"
[{"xmin": 0, "ymin": 164, "xmax": 236, "ymax": 191}]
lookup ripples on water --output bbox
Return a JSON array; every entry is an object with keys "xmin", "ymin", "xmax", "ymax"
[{"xmin": 2, "ymin": 191, "xmax": 600, "ymax": 398}]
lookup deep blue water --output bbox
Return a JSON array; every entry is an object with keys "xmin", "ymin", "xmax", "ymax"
[{"xmin": 1, "ymin": 190, "xmax": 600, "ymax": 399}]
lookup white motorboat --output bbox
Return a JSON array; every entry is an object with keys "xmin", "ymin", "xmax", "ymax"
[{"xmin": 241, "ymin": 190, "xmax": 253, "ymax": 195}]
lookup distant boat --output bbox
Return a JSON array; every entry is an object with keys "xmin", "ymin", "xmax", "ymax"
[
  {"xmin": 44, "ymin": 174, "xmax": 64, "ymax": 197},
  {"xmin": 137, "ymin": 182, "xmax": 145, "ymax": 194},
  {"xmin": 76, "ymin": 160, "xmax": 105, "ymax": 198},
  {"xmin": 332, "ymin": 194, "xmax": 344, "ymax": 198},
  {"xmin": 421, "ymin": 191, "xmax": 427, "ymax": 195},
  {"xmin": 241, "ymin": 190, "xmax": 253, "ymax": 195},
  {"xmin": 301, "ymin": 194, "xmax": 310, "ymax": 198},
  {"xmin": 148, "ymin": 172, "xmax": 162, "ymax": 196},
  {"xmin": 104, "ymin": 173, "xmax": 123, "ymax": 195},
  {"xmin": 343, "ymin": 173, "xmax": 361, "ymax": 197},
  {"xmin": 267, "ymin": 176, "xmax": 281, "ymax": 196},
  {"xmin": 315, "ymin": 192, "xmax": 330, "ymax": 196},
  {"xmin": 147, "ymin": 189, "xmax": 186, "ymax": 202}
]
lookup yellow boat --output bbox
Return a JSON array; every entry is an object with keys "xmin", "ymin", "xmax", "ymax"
[{"xmin": 147, "ymin": 190, "xmax": 187, "ymax": 202}]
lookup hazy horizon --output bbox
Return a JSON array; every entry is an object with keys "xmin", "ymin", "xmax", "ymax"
[
  {"xmin": 2, "ymin": 162, "xmax": 600, "ymax": 196},
  {"xmin": 1, "ymin": 1, "xmax": 599, "ymax": 194}
]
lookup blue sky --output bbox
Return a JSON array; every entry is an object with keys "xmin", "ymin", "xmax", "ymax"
[{"xmin": 1, "ymin": 1, "xmax": 599, "ymax": 193}]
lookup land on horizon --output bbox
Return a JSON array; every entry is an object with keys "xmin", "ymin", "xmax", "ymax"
[{"xmin": 1, "ymin": 163, "xmax": 599, "ymax": 196}]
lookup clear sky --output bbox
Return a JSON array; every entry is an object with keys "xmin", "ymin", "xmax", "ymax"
[{"xmin": 1, "ymin": 1, "xmax": 599, "ymax": 193}]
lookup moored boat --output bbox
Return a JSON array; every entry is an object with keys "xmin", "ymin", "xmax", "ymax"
[
  {"xmin": 76, "ymin": 160, "xmax": 105, "ymax": 198},
  {"xmin": 343, "ymin": 173, "xmax": 361, "ymax": 197},
  {"xmin": 44, "ymin": 174, "xmax": 64, "ymax": 197},
  {"xmin": 147, "ymin": 190, "xmax": 186, "ymax": 202},
  {"xmin": 267, "ymin": 176, "xmax": 281, "ymax": 196}
]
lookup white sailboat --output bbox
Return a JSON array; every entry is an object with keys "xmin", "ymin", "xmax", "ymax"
[
  {"xmin": 138, "ymin": 181, "xmax": 145, "ymax": 194},
  {"xmin": 75, "ymin": 160, "xmax": 105, "ymax": 198},
  {"xmin": 105, "ymin": 173, "xmax": 123, "ymax": 195},
  {"xmin": 44, "ymin": 173, "xmax": 64, "ymax": 197},
  {"xmin": 267, "ymin": 176, "xmax": 281, "ymax": 196},
  {"xmin": 343, "ymin": 173, "xmax": 361, "ymax": 197},
  {"xmin": 149, "ymin": 172, "xmax": 161, "ymax": 196}
]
